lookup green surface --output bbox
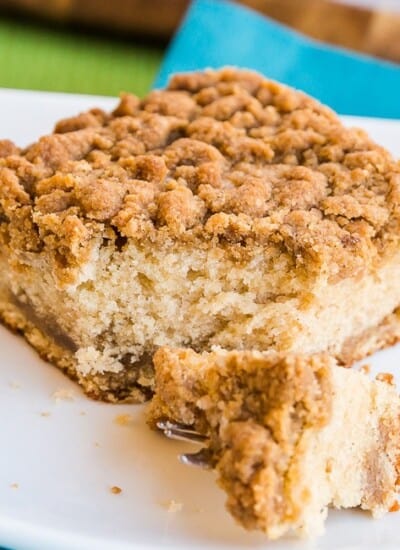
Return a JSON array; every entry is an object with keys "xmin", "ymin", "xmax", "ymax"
[{"xmin": 0, "ymin": 17, "xmax": 164, "ymax": 97}]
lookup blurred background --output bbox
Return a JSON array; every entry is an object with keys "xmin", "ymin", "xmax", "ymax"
[{"xmin": 0, "ymin": 0, "xmax": 398, "ymax": 97}]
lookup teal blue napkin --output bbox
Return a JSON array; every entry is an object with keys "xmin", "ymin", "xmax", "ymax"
[{"xmin": 155, "ymin": 0, "xmax": 400, "ymax": 118}]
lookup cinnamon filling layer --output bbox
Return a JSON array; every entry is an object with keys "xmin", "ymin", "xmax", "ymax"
[
  {"xmin": 10, "ymin": 292, "xmax": 155, "ymax": 401},
  {"xmin": 11, "ymin": 293, "xmax": 78, "ymax": 353}
]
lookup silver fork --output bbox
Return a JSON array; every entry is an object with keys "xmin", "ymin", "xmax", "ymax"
[{"xmin": 157, "ymin": 420, "xmax": 212, "ymax": 469}]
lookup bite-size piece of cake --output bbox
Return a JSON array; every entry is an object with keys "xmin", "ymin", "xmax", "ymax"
[
  {"xmin": 149, "ymin": 347, "xmax": 400, "ymax": 539},
  {"xmin": 1, "ymin": 67, "xmax": 400, "ymax": 402}
]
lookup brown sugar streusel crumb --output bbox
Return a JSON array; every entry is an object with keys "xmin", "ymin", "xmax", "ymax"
[
  {"xmin": 390, "ymin": 501, "xmax": 400, "ymax": 512},
  {"xmin": 376, "ymin": 372, "xmax": 395, "ymax": 385},
  {"xmin": 0, "ymin": 140, "xmax": 20, "ymax": 158},
  {"xmin": 110, "ymin": 485, "xmax": 122, "ymax": 494},
  {"xmin": 1, "ymin": 67, "xmax": 399, "ymax": 283},
  {"xmin": 114, "ymin": 413, "xmax": 134, "ymax": 426},
  {"xmin": 360, "ymin": 363, "xmax": 371, "ymax": 374}
]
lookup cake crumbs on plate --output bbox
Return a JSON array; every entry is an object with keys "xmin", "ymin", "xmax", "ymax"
[
  {"xmin": 160, "ymin": 499, "xmax": 184, "ymax": 513},
  {"xmin": 79, "ymin": 410, "xmax": 86, "ymax": 416},
  {"xmin": 94, "ymin": 442, "xmax": 100, "ymax": 447},
  {"xmin": 114, "ymin": 413, "xmax": 134, "ymax": 426},
  {"xmin": 359, "ymin": 364, "xmax": 371, "ymax": 375},
  {"xmin": 390, "ymin": 501, "xmax": 400, "ymax": 512},
  {"xmin": 52, "ymin": 388, "xmax": 75, "ymax": 402},
  {"xmin": 376, "ymin": 372, "xmax": 395, "ymax": 385},
  {"xmin": 110, "ymin": 485, "xmax": 122, "ymax": 495},
  {"xmin": 10, "ymin": 483, "xmax": 19, "ymax": 489},
  {"xmin": 9, "ymin": 381, "xmax": 20, "ymax": 389},
  {"xmin": 40, "ymin": 411, "xmax": 51, "ymax": 417}
]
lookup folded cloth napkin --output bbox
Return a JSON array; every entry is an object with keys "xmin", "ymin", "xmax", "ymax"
[{"xmin": 155, "ymin": 0, "xmax": 400, "ymax": 118}]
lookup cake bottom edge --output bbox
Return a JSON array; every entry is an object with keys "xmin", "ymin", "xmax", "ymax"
[{"xmin": 0, "ymin": 299, "xmax": 151, "ymax": 403}]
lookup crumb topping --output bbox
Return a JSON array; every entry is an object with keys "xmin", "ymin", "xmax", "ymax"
[
  {"xmin": 1, "ymin": 68, "xmax": 399, "ymax": 281},
  {"xmin": 0, "ymin": 140, "xmax": 20, "ymax": 158}
]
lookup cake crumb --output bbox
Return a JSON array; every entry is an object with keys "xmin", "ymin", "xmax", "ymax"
[
  {"xmin": 114, "ymin": 413, "xmax": 133, "ymax": 426},
  {"xmin": 94, "ymin": 442, "xmax": 100, "ymax": 447},
  {"xmin": 52, "ymin": 388, "xmax": 75, "ymax": 402},
  {"xmin": 79, "ymin": 411, "xmax": 86, "ymax": 416},
  {"xmin": 40, "ymin": 411, "xmax": 51, "ymax": 417},
  {"xmin": 10, "ymin": 483, "xmax": 19, "ymax": 489},
  {"xmin": 360, "ymin": 364, "xmax": 371, "ymax": 375},
  {"xmin": 390, "ymin": 501, "xmax": 400, "ymax": 512},
  {"xmin": 110, "ymin": 485, "xmax": 122, "ymax": 495},
  {"xmin": 161, "ymin": 499, "xmax": 184, "ymax": 513},
  {"xmin": 376, "ymin": 372, "xmax": 395, "ymax": 385},
  {"xmin": 9, "ymin": 381, "xmax": 20, "ymax": 389}
]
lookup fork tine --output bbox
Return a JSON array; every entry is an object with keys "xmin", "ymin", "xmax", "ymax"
[
  {"xmin": 180, "ymin": 449, "xmax": 213, "ymax": 469},
  {"xmin": 157, "ymin": 420, "xmax": 199, "ymax": 434},
  {"xmin": 157, "ymin": 420, "xmax": 212, "ymax": 469},
  {"xmin": 164, "ymin": 429, "xmax": 208, "ymax": 444},
  {"xmin": 157, "ymin": 420, "xmax": 208, "ymax": 443}
]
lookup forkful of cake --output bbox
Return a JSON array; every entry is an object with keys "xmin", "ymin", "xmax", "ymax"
[{"xmin": 150, "ymin": 347, "xmax": 400, "ymax": 540}]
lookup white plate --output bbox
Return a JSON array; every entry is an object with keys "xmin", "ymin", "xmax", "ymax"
[{"xmin": 0, "ymin": 89, "xmax": 399, "ymax": 550}]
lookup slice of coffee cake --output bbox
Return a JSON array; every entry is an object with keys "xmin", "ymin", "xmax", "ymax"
[
  {"xmin": 149, "ymin": 347, "xmax": 400, "ymax": 539},
  {"xmin": 1, "ymin": 68, "xmax": 400, "ymax": 401}
]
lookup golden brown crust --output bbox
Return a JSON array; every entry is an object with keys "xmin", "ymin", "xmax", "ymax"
[
  {"xmin": 1, "ymin": 68, "xmax": 400, "ymax": 284},
  {"xmin": 338, "ymin": 307, "xmax": 400, "ymax": 365}
]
